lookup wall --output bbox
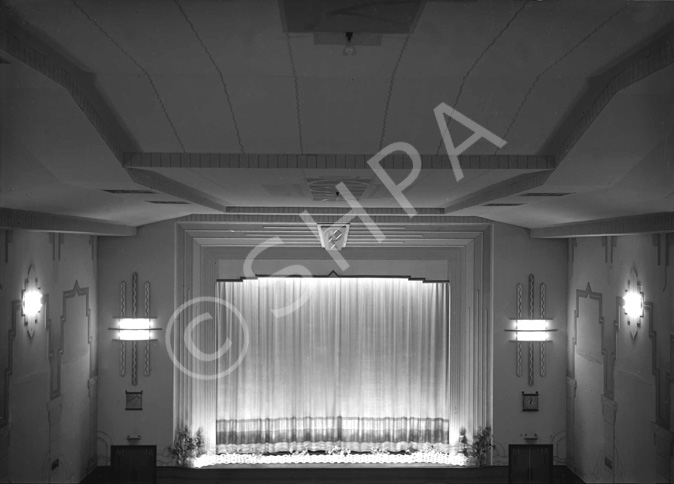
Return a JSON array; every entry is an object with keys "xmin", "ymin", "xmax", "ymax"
[
  {"xmin": 97, "ymin": 219, "xmax": 570, "ymax": 469},
  {"xmin": 492, "ymin": 223, "xmax": 568, "ymax": 466},
  {"xmin": 96, "ymin": 221, "xmax": 174, "ymax": 467},
  {"xmin": 0, "ymin": 229, "xmax": 98, "ymax": 483},
  {"xmin": 567, "ymin": 234, "xmax": 674, "ymax": 483}
]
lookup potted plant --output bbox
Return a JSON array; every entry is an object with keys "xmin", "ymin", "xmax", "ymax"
[
  {"xmin": 470, "ymin": 426, "xmax": 494, "ymax": 467},
  {"xmin": 457, "ymin": 427, "xmax": 469, "ymax": 456},
  {"xmin": 169, "ymin": 427, "xmax": 205, "ymax": 467}
]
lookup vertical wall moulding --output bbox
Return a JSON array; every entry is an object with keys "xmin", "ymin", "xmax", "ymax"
[
  {"xmin": 652, "ymin": 423, "xmax": 674, "ymax": 483},
  {"xmin": 3, "ymin": 230, "xmax": 11, "ymax": 264},
  {"xmin": 47, "ymin": 396, "xmax": 63, "ymax": 482},
  {"xmin": 131, "ymin": 272, "xmax": 138, "ymax": 387},
  {"xmin": 601, "ymin": 236, "xmax": 616, "ymax": 264},
  {"xmin": 119, "ymin": 282, "xmax": 126, "ymax": 377},
  {"xmin": 144, "ymin": 281, "xmax": 151, "ymax": 377},
  {"xmin": 516, "ymin": 283, "xmax": 523, "ymax": 377},
  {"xmin": 570, "ymin": 283, "xmax": 604, "ymax": 474},
  {"xmin": 601, "ymin": 395, "xmax": 617, "ymax": 482},
  {"xmin": 60, "ymin": 280, "xmax": 95, "ymax": 477},
  {"xmin": 646, "ymin": 302, "xmax": 670, "ymax": 430},
  {"xmin": 653, "ymin": 234, "xmax": 662, "ymax": 266},
  {"xmin": 566, "ymin": 377, "xmax": 578, "ymax": 472},
  {"xmin": 0, "ymin": 299, "xmax": 16, "ymax": 482},
  {"xmin": 540, "ymin": 283, "xmax": 546, "ymax": 377},
  {"xmin": 0, "ymin": 301, "xmax": 20, "ymax": 429},
  {"xmin": 528, "ymin": 274, "xmax": 535, "ymax": 387},
  {"xmin": 48, "ymin": 233, "xmax": 63, "ymax": 262}
]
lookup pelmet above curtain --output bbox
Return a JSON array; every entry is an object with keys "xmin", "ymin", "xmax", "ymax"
[{"xmin": 215, "ymin": 277, "xmax": 450, "ymax": 454}]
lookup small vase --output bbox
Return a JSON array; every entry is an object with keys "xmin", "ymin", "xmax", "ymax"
[{"xmin": 184, "ymin": 457, "xmax": 194, "ymax": 468}]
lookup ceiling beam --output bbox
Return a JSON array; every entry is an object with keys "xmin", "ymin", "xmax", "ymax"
[
  {"xmin": 0, "ymin": 4, "xmax": 138, "ymax": 162},
  {"xmin": 177, "ymin": 212, "xmax": 493, "ymax": 226},
  {"xmin": 126, "ymin": 168, "xmax": 229, "ymax": 213},
  {"xmin": 543, "ymin": 24, "xmax": 674, "ymax": 162},
  {"xmin": 444, "ymin": 171, "xmax": 552, "ymax": 213},
  {"xmin": 0, "ymin": 208, "xmax": 136, "ymax": 236},
  {"xmin": 530, "ymin": 212, "xmax": 674, "ymax": 238},
  {"xmin": 122, "ymin": 152, "xmax": 554, "ymax": 171}
]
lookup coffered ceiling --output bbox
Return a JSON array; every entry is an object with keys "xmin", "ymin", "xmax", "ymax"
[{"xmin": 1, "ymin": 0, "xmax": 673, "ymax": 239}]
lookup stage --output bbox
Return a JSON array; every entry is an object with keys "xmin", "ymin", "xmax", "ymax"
[{"xmin": 83, "ymin": 464, "xmax": 582, "ymax": 484}]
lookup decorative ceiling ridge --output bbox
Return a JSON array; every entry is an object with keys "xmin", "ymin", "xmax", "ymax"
[
  {"xmin": 224, "ymin": 207, "xmax": 445, "ymax": 215},
  {"xmin": 530, "ymin": 212, "xmax": 674, "ymax": 239},
  {"xmin": 0, "ymin": 5, "xmax": 134, "ymax": 162},
  {"xmin": 545, "ymin": 25, "xmax": 674, "ymax": 163},
  {"xmin": 0, "ymin": 208, "xmax": 136, "ymax": 236},
  {"xmin": 122, "ymin": 152, "xmax": 555, "ymax": 170},
  {"xmin": 176, "ymin": 212, "xmax": 493, "ymax": 225}
]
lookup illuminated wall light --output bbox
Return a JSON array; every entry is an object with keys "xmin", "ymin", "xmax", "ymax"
[
  {"xmin": 507, "ymin": 319, "xmax": 555, "ymax": 342},
  {"xmin": 110, "ymin": 318, "xmax": 159, "ymax": 341},
  {"xmin": 22, "ymin": 265, "xmax": 42, "ymax": 338},
  {"xmin": 22, "ymin": 289, "xmax": 43, "ymax": 318},
  {"xmin": 623, "ymin": 269, "xmax": 643, "ymax": 338},
  {"xmin": 623, "ymin": 291, "xmax": 643, "ymax": 320}
]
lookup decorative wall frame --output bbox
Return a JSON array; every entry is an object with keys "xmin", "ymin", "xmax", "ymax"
[
  {"xmin": 116, "ymin": 272, "xmax": 156, "ymax": 386},
  {"xmin": 511, "ymin": 274, "xmax": 550, "ymax": 386}
]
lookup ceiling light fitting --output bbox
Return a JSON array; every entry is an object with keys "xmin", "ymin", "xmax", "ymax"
[{"xmin": 343, "ymin": 32, "xmax": 356, "ymax": 56}]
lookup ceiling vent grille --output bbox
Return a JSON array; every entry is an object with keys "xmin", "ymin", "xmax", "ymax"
[
  {"xmin": 306, "ymin": 177, "xmax": 372, "ymax": 202},
  {"xmin": 104, "ymin": 189, "xmax": 156, "ymax": 195},
  {"xmin": 280, "ymin": 0, "xmax": 424, "ymax": 34},
  {"xmin": 147, "ymin": 201, "xmax": 189, "ymax": 205},
  {"xmin": 519, "ymin": 192, "xmax": 572, "ymax": 197}
]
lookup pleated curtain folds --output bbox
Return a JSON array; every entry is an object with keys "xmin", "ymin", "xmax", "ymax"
[{"xmin": 214, "ymin": 277, "xmax": 451, "ymax": 454}]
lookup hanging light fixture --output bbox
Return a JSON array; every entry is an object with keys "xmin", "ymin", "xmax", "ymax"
[{"xmin": 343, "ymin": 32, "xmax": 356, "ymax": 56}]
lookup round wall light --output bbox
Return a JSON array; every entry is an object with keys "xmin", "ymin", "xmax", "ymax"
[
  {"xmin": 623, "ymin": 268, "xmax": 643, "ymax": 338},
  {"xmin": 21, "ymin": 265, "xmax": 42, "ymax": 338}
]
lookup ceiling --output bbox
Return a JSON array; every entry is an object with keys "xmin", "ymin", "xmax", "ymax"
[{"xmin": 1, "ymin": 0, "xmax": 673, "ymax": 240}]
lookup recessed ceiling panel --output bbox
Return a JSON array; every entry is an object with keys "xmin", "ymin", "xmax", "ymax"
[{"xmin": 281, "ymin": 0, "xmax": 425, "ymax": 34}]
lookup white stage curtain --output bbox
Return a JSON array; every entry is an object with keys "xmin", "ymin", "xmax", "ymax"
[{"xmin": 215, "ymin": 277, "xmax": 450, "ymax": 454}]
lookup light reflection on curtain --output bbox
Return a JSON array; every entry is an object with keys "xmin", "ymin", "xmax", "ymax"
[{"xmin": 215, "ymin": 277, "xmax": 450, "ymax": 454}]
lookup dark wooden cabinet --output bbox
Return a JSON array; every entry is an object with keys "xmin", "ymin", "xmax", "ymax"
[
  {"xmin": 508, "ymin": 444, "xmax": 553, "ymax": 484},
  {"xmin": 111, "ymin": 445, "xmax": 156, "ymax": 484}
]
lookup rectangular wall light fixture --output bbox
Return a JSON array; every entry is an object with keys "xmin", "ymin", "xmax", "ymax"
[
  {"xmin": 110, "ymin": 318, "xmax": 160, "ymax": 341},
  {"xmin": 506, "ymin": 319, "xmax": 556, "ymax": 342}
]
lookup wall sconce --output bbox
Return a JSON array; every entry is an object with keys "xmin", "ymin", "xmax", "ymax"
[
  {"xmin": 507, "ymin": 319, "xmax": 556, "ymax": 342},
  {"xmin": 111, "ymin": 272, "xmax": 160, "ymax": 386},
  {"xmin": 111, "ymin": 318, "xmax": 159, "ymax": 341},
  {"xmin": 624, "ymin": 268, "xmax": 643, "ymax": 337},
  {"xmin": 22, "ymin": 265, "xmax": 42, "ymax": 338}
]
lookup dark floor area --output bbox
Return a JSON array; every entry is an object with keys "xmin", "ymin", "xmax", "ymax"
[{"xmin": 82, "ymin": 464, "xmax": 585, "ymax": 484}]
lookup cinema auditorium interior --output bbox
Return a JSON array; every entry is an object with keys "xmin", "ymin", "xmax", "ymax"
[{"xmin": 1, "ymin": 1, "xmax": 674, "ymax": 483}]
